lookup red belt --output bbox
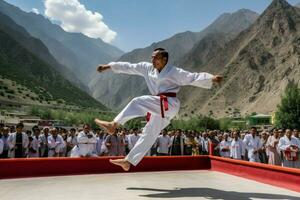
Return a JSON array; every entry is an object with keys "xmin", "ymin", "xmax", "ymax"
[{"xmin": 146, "ymin": 92, "xmax": 177, "ymax": 122}]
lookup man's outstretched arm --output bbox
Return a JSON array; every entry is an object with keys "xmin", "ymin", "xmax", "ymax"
[{"xmin": 97, "ymin": 62, "xmax": 150, "ymax": 77}]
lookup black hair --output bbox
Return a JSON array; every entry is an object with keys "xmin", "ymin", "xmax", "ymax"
[
  {"xmin": 16, "ymin": 123, "xmax": 24, "ymax": 128},
  {"xmin": 153, "ymin": 48, "xmax": 169, "ymax": 63}
]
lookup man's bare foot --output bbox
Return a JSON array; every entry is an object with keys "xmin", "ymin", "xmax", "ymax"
[
  {"xmin": 94, "ymin": 119, "xmax": 117, "ymax": 135},
  {"xmin": 109, "ymin": 159, "xmax": 131, "ymax": 171}
]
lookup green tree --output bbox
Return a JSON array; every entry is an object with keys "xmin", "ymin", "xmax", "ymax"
[{"xmin": 275, "ymin": 81, "xmax": 300, "ymax": 129}]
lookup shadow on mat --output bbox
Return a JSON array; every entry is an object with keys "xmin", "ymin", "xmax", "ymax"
[{"xmin": 127, "ymin": 187, "xmax": 300, "ymax": 200}]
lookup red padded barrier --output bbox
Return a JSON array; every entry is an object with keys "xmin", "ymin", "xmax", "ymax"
[
  {"xmin": 210, "ymin": 156, "xmax": 300, "ymax": 193},
  {"xmin": 0, "ymin": 156, "xmax": 210, "ymax": 179}
]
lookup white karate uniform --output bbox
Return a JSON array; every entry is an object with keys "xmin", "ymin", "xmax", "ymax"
[
  {"xmin": 128, "ymin": 134, "xmax": 141, "ymax": 150},
  {"xmin": 47, "ymin": 135, "xmax": 65, "ymax": 157},
  {"xmin": 230, "ymin": 139, "xmax": 245, "ymax": 160},
  {"xmin": 156, "ymin": 134, "xmax": 171, "ymax": 154},
  {"xmin": 243, "ymin": 134, "xmax": 262, "ymax": 162},
  {"xmin": 219, "ymin": 140, "xmax": 231, "ymax": 158},
  {"xmin": 109, "ymin": 61, "xmax": 213, "ymax": 166},
  {"xmin": 7, "ymin": 132, "xmax": 29, "ymax": 158},
  {"xmin": 278, "ymin": 136, "xmax": 300, "ymax": 168},
  {"xmin": 71, "ymin": 131, "xmax": 97, "ymax": 157},
  {"xmin": 28, "ymin": 136, "xmax": 40, "ymax": 158}
]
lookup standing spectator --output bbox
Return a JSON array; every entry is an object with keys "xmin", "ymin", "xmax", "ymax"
[
  {"xmin": 7, "ymin": 123, "xmax": 29, "ymax": 158},
  {"xmin": 156, "ymin": 129, "xmax": 171, "ymax": 156},
  {"xmin": 219, "ymin": 133, "xmax": 231, "ymax": 158},
  {"xmin": 230, "ymin": 131, "xmax": 245, "ymax": 160},
  {"xmin": 243, "ymin": 127, "xmax": 262, "ymax": 162},
  {"xmin": 200, "ymin": 132, "xmax": 209, "ymax": 155},
  {"xmin": 278, "ymin": 129, "xmax": 300, "ymax": 168},
  {"xmin": 0, "ymin": 127, "xmax": 10, "ymax": 158},
  {"xmin": 208, "ymin": 131, "xmax": 220, "ymax": 156},
  {"xmin": 0, "ymin": 134, "xmax": 3, "ymax": 156},
  {"xmin": 266, "ymin": 129, "xmax": 281, "ymax": 166},
  {"xmin": 66, "ymin": 128, "xmax": 77, "ymax": 157},
  {"xmin": 39, "ymin": 127, "xmax": 50, "ymax": 157},
  {"xmin": 71, "ymin": 124, "xmax": 97, "ymax": 157},
  {"xmin": 28, "ymin": 126, "xmax": 40, "ymax": 158},
  {"xmin": 128, "ymin": 128, "xmax": 140, "ymax": 150},
  {"xmin": 95, "ymin": 130, "xmax": 107, "ymax": 156},
  {"xmin": 118, "ymin": 129, "xmax": 127, "ymax": 156},
  {"xmin": 48, "ymin": 127, "xmax": 65, "ymax": 157},
  {"xmin": 184, "ymin": 133, "xmax": 197, "ymax": 155},
  {"xmin": 105, "ymin": 131, "xmax": 120, "ymax": 156},
  {"xmin": 0, "ymin": 123, "xmax": 4, "ymax": 136},
  {"xmin": 170, "ymin": 129, "xmax": 185, "ymax": 155},
  {"xmin": 259, "ymin": 131, "xmax": 269, "ymax": 164},
  {"xmin": 293, "ymin": 129, "xmax": 300, "ymax": 168},
  {"xmin": 194, "ymin": 132, "xmax": 202, "ymax": 155}
]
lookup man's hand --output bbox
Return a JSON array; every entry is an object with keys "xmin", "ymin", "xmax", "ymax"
[
  {"xmin": 212, "ymin": 75, "xmax": 223, "ymax": 84},
  {"xmin": 97, "ymin": 64, "xmax": 111, "ymax": 73}
]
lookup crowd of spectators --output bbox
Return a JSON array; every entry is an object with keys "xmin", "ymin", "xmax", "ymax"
[{"xmin": 0, "ymin": 123, "xmax": 299, "ymax": 169}]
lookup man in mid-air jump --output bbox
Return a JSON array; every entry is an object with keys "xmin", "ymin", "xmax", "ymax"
[{"xmin": 95, "ymin": 48, "xmax": 222, "ymax": 171}]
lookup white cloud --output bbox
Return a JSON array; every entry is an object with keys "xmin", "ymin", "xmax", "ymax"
[
  {"xmin": 44, "ymin": 0, "xmax": 117, "ymax": 43},
  {"xmin": 32, "ymin": 8, "xmax": 39, "ymax": 14}
]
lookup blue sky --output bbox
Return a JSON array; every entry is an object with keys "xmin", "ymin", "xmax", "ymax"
[{"xmin": 4, "ymin": 0, "xmax": 300, "ymax": 52}]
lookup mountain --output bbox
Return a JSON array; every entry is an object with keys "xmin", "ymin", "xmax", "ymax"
[
  {"xmin": 178, "ymin": 0, "xmax": 300, "ymax": 117},
  {"xmin": 0, "ymin": 15, "xmax": 107, "ymax": 109},
  {"xmin": 89, "ymin": 9, "xmax": 259, "ymax": 110},
  {"xmin": 0, "ymin": 12, "xmax": 88, "ymax": 92},
  {"xmin": 0, "ymin": 0, "xmax": 123, "ymax": 86}
]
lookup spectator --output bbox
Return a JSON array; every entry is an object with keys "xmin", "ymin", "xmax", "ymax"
[
  {"xmin": 71, "ymin": 124, "xmax": 97, "ymax": 157},
  {"xmin": 66, "ymin": 128, "xmax": 78, "ymax": 157},
  {"xmin": 7, "ymin": 123, "xmax": 29, "ymax": 158},
  {"xmin": 105, "ymin": 131, "xmax": 120, "ymax": 156},
  {"xmin": 278, "ymin": 129, "xmax": 300, "ymax": 168},
  {"xmin": 170, "ymin": 129, "xmax": 184, "ymax": 155},
  {"xmin": 200, "ymin": 132, "xmax": 209, "ymax": 155},
  {"xmin": 118, "ymin": 129, "xmax": 127, "ymax": 156},
  {"xmin": 156, "ymin": 129, "xmax": 171, "ymax": 156},
  {"xmin": 219, "ymin": 133, "xmax": 231, "ymax": 158},
  {"xmin": 47, "ymin": 127, "xmax": 65, "ymax": 157},
  {"xmin": 230, "ymin": 131, "xmax": 245, "ymax": 160},
  {"xmin": 128, "ymin": 128, "xmax": 140, "ymax": 150},
  {"xmin": 0, "ymin": 127, "xmax": 10, "ymax": 158},
  {"xmin": 259, "ymin": 131, "xmax": 269, "ymax": 164},
  {"xmin": 266, "ymin": 129, "xmax": 281, "ymax": 166},
  {"xmin": 28, "ymin": 126, "xmax": 40, "ymax": 158},
  {"xmin": 95, "ymin": 129, "xmax": 107, "ymax": 156},
  {"xmin": 39, "ymin": 127, "xmax": 50, "ymax": 157},
  {"xmin": 243, "ymin": 127, "xmax": 262, "ymax": 162}
]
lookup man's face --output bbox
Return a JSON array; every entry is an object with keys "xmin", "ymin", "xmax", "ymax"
[
  {"xmin": 293, "ymin": 130, "xmax": 299, "ymax": 138},
  {"xmin": 51, "ymin": 129, "xmax": 58, "ymax": 137},
  {"xmin": 151, "ymin": 51, "xmax": 166, "ymax": 70},
  {"xmin": 3, "ymin": 128, "xmax": 9, "ymax": 135},
  {"xmin": 251, "ymin": 128, "xmax": 257, "ymax": 135},
  {"xmin": 233, "ymin": 132, "xmax": 238, "ymax": 139},
  {"xmin": 16, "ymin": 126, "xmax": 23, "ymax": 133},
  {"xmin": 83, "ymin": 125, "xmax": 90, "ymax": 133},
  {"xmin": 286, "ymin": 130, "xmax": 292, "ymax": 138}
]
